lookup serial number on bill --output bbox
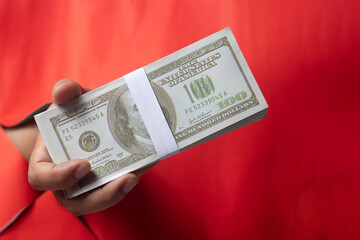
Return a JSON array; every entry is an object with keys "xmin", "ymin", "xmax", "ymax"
[{"xmin": 185, "ymin": 91, "xmax": 227, "ymax": 114}]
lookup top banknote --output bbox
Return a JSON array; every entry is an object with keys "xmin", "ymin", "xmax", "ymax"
[{"xmin": 35, "ymin": 27, "xmax": 268, "ymax": 198}]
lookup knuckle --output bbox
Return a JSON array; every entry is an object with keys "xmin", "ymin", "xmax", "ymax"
[{"xmin": 28, "ymin": 169, "xmax": 42, "ymax": 190}]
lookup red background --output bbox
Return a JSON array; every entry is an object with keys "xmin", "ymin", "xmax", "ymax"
[{"xmin": 0, "ymin": 0, "xmax": 360, "ymax": 239}]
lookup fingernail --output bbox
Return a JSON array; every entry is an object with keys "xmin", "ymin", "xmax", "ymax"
[
  {"xmin": 74, "ymin": 163, "xmax": 90, "ymax": 179},
  {"xmin": 122, "ymin": 179, "xmax": 138, "ymax": 194}
]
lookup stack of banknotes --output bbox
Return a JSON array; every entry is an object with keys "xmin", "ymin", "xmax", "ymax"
[{"xmin": 35, "ymin": 27, "xmax": 268, "ymax": 198}]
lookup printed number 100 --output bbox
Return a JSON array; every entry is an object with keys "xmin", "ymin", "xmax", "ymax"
[
  {"xmin": 217, "ymin": 91, "xmax": 247, "ymax": 110},
  {"xmin": 183, "ymin": 75, "xmax": 215, "ymax": 103}
]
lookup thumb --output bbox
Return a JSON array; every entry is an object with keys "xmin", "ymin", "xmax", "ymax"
[{"xmin": 52, "ymin": 79, "xmax": 91, "ymax": 106}]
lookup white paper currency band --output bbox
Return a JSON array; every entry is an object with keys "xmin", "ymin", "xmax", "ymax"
[{"xmin": 124, "ymin": 68, "xmax": 179, "ymax": 159}]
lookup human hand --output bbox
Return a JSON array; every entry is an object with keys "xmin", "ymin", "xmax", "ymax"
[{"xmin": 28, "ymin": 79, "xmax": 150, "ymax": 215}]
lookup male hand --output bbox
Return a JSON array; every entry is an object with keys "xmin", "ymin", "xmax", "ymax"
[{"xmin": 28, "ymin": 79, "xmax": 149, "ymax": 215}]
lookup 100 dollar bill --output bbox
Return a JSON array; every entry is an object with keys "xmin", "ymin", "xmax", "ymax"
[{"xmin": 35, "ymin": 27, "xmax": 268, "ymax": 198}]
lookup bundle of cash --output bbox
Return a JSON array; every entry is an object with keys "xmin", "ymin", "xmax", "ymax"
[{"xmin": 35, "ymin": 27, "xmax": 268, "ymax": 198}]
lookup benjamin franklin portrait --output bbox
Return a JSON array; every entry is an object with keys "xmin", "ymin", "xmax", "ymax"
[{"xmin": 108, "ymin": 81, "xmax": 176, "ymax": 155}]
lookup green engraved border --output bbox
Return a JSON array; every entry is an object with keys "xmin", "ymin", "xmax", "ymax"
[
  {"xmin": 174, "ymin": 96, "xmax": 258, "ymax": 141},
  {"xmin": 50, "ymin": 89, "xmax": 118, "ymax": 160},
  {"xmin": 147, "ymin": 38, "xmax": 227, "ymax": 80},
  {"xmin": 147, "ymin": 37, "xmax": 259, "ymax": 142},
  {"xmin": 78, "ymin": 153, "xmax": 150, "ymax": 187}
]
